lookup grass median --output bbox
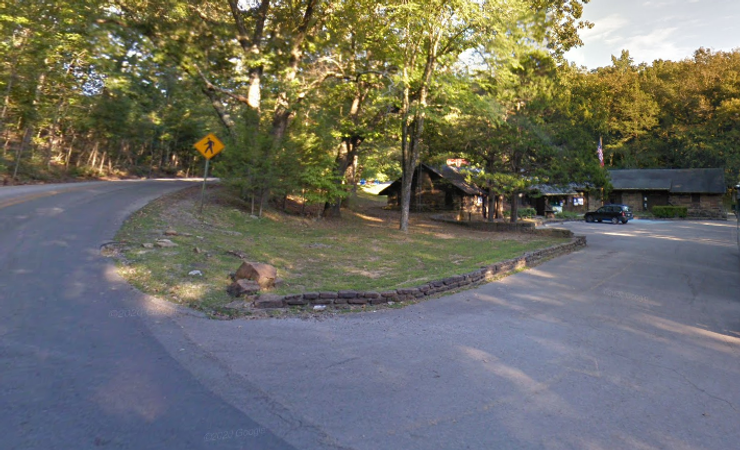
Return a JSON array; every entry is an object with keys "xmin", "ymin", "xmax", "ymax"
[{"xmin": 114, "ymin": 186, "xmax": 569, "ymax": 315}]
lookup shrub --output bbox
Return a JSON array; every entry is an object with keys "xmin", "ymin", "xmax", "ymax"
[
  {"xmin": 555, "ymin": 210, "xmax": 581, "ymax": 220},
  {"xmin": 504, "ymin": 208, "xmax": 536, "ymax": 219},
  {"xmin": 652, "ymin": 206, "xmax": 688, "ymax": 218},
  {"xmin": 519, "ymin": 207, "xmax": 536, "ymax": 218},
  {"xmin": 68, "ymin": 166, "xmax": 99, "ymax": 179}
]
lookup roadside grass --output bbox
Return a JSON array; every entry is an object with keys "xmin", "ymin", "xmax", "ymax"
[{"xmin": 115, "ymin": 186, "xmax": 569, "ymax": 313}]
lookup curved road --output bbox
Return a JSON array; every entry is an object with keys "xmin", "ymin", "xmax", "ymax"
[
  {"xmin": 0, "ymin": 181, "xmax": 309, "ymax": 450},
  {"xmin": 2, "ymin": 182, "xmax": 740, "ymax": 450}
]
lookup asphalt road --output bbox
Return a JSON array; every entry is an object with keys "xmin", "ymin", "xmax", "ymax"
[
  {"xmin": 0, "ymin": 181, "xmax": 302, "ymax": 450},
  {"xmin": 171, "ymin": 219, "xmax": 740, "ymax": 450},
  {"xmin": 2, "ymin": 182, "xmax": 740, "ymax": 450}
]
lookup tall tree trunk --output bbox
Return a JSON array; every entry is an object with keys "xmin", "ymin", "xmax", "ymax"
[
  {"xmin": 227, "ymin": 0, "xmax": 268, "ymax": 116},
  {"xmin": 45, "ymin": 58, "xmax": 74, "ymax": 168},
  {"xmin": 99, "ymin": 151, "xmax": 107, "ymax": 174},
  {"xmin": 45, "ymin": 98, "xmax": 67, "ymax": 168},
  {"xmin": 324, "ymin": 81, "xmax": 369, "ymax": 218},
  {"xmin": 509, "ymin": 192, "xmax": 519, "ymax": 223},
  {"xmin": 399, "ymin": 34, "xmax": 439, "ymax": 231},
  {"xmin": 486, "ymin": 188, "xmax": 495, "ymax": 222},
  {"xmin": 0, "ymin": 58, "xmax": 18, "ymax": 140},
  {"xmin": 12, "ymin": 70, "xmax": 46, "ymax": 179},
  {"xmin": 349, "ymin": 153, "xmax": 360, "ymax": 200},
  {"xmin": 64, "ymin": 134, "xmax": 76, "ymax": 168},
  {"xmin": 400, "ymin": 108, "xmax": 417, "ymax": 229},
  {"xmin": 485, "ymin": 157, "xmax": 496, "ymax": 222},
  {"xmin": 324, "ymin": 136, "xmax": 361, "ymax": 218},
  {"xmin": 269, "ymin": 0, "xmax": 317, "ymax": 145},
  {"xmin": 88, "ymin": 141, "xmax": 99, "ymax": 169},
  {"xmin": 12, "ymin": 126, "xmax": 33, "ymax": 180},
  {"xmin": 270, "ymin": 106, "xmax": 291, "ymax": 144},
  {"xmin": 1, "ymin": 30, "xmax": 25, "ymax": 137},
  {"xmin": 2, "ymin": 128, "xmax": 14, "ymax": 158},
  {"xmin": 399, "ymin": 112, "xmax": 413, "ymax": 231}
]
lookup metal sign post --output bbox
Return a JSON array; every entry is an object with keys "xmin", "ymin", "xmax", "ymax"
[
  {"xmin": 199, "ymin": 158, "xmax": 210, "ymax": 214},
  {"xmin": 193, "ymin": 133, "xmax": 224, "ymax": 214}
]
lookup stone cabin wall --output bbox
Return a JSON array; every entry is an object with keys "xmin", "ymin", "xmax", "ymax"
[
  {"xmin": 669, "ymin": 193, "xmax": 725, "ymax": 218},
  {"xmin": 613, "ymin": 190, "xmax": 725, "ymax": 218}
]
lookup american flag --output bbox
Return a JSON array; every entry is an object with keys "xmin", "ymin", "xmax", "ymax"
[{"xmin": 597, "ymin": 137, "xmax": 604, "ymax": 167}]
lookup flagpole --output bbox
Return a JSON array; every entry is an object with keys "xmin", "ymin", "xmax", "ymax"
[{"xmin": 598, "ymin": 136, "xmax": 604, "ymax": 205}]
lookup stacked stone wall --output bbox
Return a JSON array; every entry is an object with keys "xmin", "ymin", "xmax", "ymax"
[{"xmin": 252, "ymin": 236, "xmax": 587, "ymax": 309}]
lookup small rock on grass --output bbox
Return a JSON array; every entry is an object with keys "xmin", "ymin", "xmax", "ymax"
[
  {"xmin": 313, "ymin": 305, "xmax": 327, "ymax": 311},
  {"xmin": 224, "ymin": 300, "xmax": 249, "ymax": 310},
  {"xmin": 226, "ymin": 250, "xmax": 249, "ymax": 259},
  {"xmin": 155, "ymin": 239, "xmax": 177, "ymax": 248},
  {"xmin": 227, "ymin": 279, "xmax": 261, "ymax": 297},
  {"xmin": 142, "ymin": 243, "xmax": 154, "ymax": 249},
  {"xmin": 188, "ymin": 270, "xmax": 203, "ymax": 276},
  {"xmin": 164, "ymin": 228, "xmax": 178, "ymax": 236}
]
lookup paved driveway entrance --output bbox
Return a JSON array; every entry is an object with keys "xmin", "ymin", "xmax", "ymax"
[{"xmin": 162, "ymin": 219, "xmax": 740, "ymax": 450}]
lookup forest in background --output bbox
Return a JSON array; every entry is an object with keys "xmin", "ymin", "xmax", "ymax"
[{"xmin": 1, "ymin": 1, "xmax": 738, "ymax": 225}]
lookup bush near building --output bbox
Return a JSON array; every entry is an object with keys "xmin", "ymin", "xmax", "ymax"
[{"xmin": 652, "ymin": 206, "xmax": 688, "ymax": 218}]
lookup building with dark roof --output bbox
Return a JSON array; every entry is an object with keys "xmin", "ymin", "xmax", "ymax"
[
  {"xmin": 607, "ymin": 168, "xmax": 726, "ymax": 218},
  {"xmin": 378, "ymin": 164, "xmax": 484, "ymax": 213},
  {"xmin": 526, "ymin": 183, "xmax": 598, "ymax": 217}
]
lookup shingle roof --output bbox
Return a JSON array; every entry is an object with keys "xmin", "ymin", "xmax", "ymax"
[
  {"xmin": 530, "ymin": 183, "xmax": 590, "ymax": 196},
  {"xmin": 430, "ymin": 164, "xmax": 483, "ymax": 195},
  {"xmin": 377, "ymin": 164, "xmax": 483, "ymax": 196},
  {"xmin": 608, "ymin": 168, "xmax": 725, "ymax": 194}
]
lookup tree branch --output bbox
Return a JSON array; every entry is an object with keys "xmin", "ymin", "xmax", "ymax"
[{"xmin": 194, "ymin": 65, "xmax": 250, "ymax": 105}]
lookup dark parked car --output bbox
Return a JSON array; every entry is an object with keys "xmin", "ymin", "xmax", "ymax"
[{"xmin": 584, "ymin": 204, "xmax": 633, "ymax": 224}]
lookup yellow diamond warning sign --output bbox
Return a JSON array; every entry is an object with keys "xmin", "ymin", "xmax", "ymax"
[{"xmin": 194, "ymin": 133, "xmax": 224, "ymax": 159}]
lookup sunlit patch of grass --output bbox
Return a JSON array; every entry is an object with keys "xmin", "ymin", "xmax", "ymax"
[
  {"xmin": 172, "ymin": 282, "xmax": 208, "ymax": 302},
  {"xmin": 115, "ymin": 186, "xmax": 569, "ymax": 312}
]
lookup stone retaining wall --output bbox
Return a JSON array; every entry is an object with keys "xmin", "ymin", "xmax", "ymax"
[
  {"xmin": 431, "ymin": 214, "xmax": 536, "ymax": 231},
  {"xmin": 252, "ymin": 236, "xmax": 587, "ymax": 309},
  {"xmin": 430, "ymin": 215, "xmax": 575, "ymax": 238}
]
